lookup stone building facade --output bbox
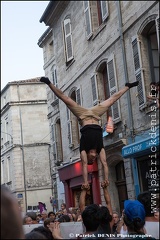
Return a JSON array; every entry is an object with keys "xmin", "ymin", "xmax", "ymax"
[
  {"xmin": 38, "ymin": 1, "xmax": 159, "ymax": 212},
  {"xmin": 1, "ymin": 79, "xmax": 54, "ymax": 213}
]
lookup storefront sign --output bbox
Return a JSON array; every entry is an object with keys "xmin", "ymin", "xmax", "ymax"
[{"xmin": 122, "ymin": 134, "xmax": 159, "ymax": 158}]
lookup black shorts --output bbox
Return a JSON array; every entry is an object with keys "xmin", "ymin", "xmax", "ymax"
[{"xmin": 80, "ymin": 124, "xmax": 104, "ymax": 154}]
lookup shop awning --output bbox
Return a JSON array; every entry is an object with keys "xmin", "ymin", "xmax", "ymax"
[{"xmin": 122, "ymin": 134, "xmax": 159, "ymax": 158}]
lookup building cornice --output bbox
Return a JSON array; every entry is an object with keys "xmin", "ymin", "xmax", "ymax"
[
  {"xmin": 1, "ymin": 100, "xmax": 47, "ymax": 115},
  {"xmin": 37, "ymin": 27, "xmax": 52, "ymax": 48},
  {"xmin": 39, "ymin": 1, "xmax": 70, "ymax": 26},
  {"xmin": 1, "ymin": 78, "xmax": 43, "ymax": 94}
]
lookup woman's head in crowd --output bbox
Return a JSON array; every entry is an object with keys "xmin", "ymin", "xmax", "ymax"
[
  {"xmin": 36, "ymin": 214, "xmax": 42, "ymax": 223},
  {"xmin": 44, "ymin": 218, "xmax": 55, "ymax": 229},
  {"xmin": 48, "ymin": 211, "xmax": 56, "ymax": 221},
  {"xmin": 124, "ymin": 200, "xmax": 146, "ymax": 234},
  {"xmin": 61, "ymin": 203, "xmax": 66, "ymax": 211},
  {"xmin": 23, "ymin": 216, "xmax": 33, "ymax": 225}
]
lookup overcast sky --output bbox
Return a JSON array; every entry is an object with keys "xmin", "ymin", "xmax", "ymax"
[{"xmin": 1, "ymin": 1, "xmax": 50, "ymax": 90}]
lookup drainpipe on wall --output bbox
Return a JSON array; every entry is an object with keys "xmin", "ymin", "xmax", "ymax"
[
  {"xmin": 17, "ymin": 84, "xmax": 27, "ymax": 212},
  {"xmin": 48, "ymin": 145, "xmax": 54, "ymax": 197},
  {"xmin": 116, "ymin": 1, "xmax": 140, "ymax": 196},
  {"xmin": 116, "ymin": 1, "xmax": 134, "ymax": 139}
]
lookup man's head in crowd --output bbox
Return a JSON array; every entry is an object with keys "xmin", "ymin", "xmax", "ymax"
[{"xmin": 1, "ymin": 185, "xmax": 25, "ymax": 239}]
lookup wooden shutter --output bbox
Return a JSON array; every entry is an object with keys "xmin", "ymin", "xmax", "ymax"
[
  {"xmin": 64, "ymin": 18, "xmax": 73, "ymax": 62},
  {"xmin": 52, "ymin": 65, "xmax": 58, "ymax": 100},
  {"xmin": 155, "ymin": 16, "xmax": 159, "ymax": 51},
  {"xmin": 76, "ymin": 88, "xmax": 82, "ymax": 134},
  {"xmin": 101, "ymin": 1, "xmax": 109, "ymax": 21},
  {"xmin": 51, "ymin": 124, "xmax": 57, "ymax": 160},
  {"xmin": 91, "ymin": 74, "xmax": 99, "ymax": 105},
  {"xmin": 131, "ymin": 36, "xmax": 146, "ymax": 109},
  {"xmin": 107, "ymin": 55, "xmax": 121, "ymax": 122},
  {"xmin": 76, "ymin": 88, "xmax": 82, "ymax": 105},
  {"xmin": 84, "ymin": 1, "xmax": 92, "ymax": 38},
  {"xmin": 66, "ymin": 107, "xmax": 73, "ymax": 146}
]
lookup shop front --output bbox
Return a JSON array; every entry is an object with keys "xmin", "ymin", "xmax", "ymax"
[
  {"xmin": 122, "ymin": 131, "xmax": 159, "ymax": 197},
  {"xmin": 58, "ymin": 159, "xmax": 101, "ymax": 209}
]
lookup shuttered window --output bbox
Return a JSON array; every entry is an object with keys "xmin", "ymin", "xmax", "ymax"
[
  {"xmin": 76, "ymin": 88, "xmax": 82, "ymax": 134},
  {"xmin": 66, "ymin": 107, "xmax": 73, "ymax": 146},
  {"xmin": 101, "ymin": 1, "xmax": 109, "ymax": 21},
  {"xmin": 51, "ymin": 124, "xmax": 57, "ymax": 161},
  {"xmin": 76, "ymin": 88, "xmax": 82, "ymax": 105},
  {"xmin": 1, "ymin": 160, "xmax": 4, "ymax": 184},
  {"xmin": 7, "ymin": 157, "xmax": 11, "ymax": 182},
  {"xmin": 107, "ymin": 55, "xmax": 121, "ymax": 122},
  {"xmin": 91, "ymin": 75, "xmax": 99, "ymax": 105},
  {"xmin": 131, "ymin": 36, "xmax": 146, "ymax": 109},
  {"xmin": 63, "ymin": 18, "xmax": 74, "ymax": 62},
  {"xmin": 155, "ymin": 16, "xmax": 159, "ymax": 50},
  {"xmin": 52, "ymin": 65, "xmax": 58, "ymax": 100},
  {"xmin": 84, "ymin": 1, "xmax": 92, "ymax": 38}
]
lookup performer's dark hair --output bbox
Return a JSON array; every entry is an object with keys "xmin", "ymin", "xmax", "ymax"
[
  {"xmin": 97, "ymin": 206, "xmax": 112, "ymax": 233},
  {"xmin": 31, "ymin": 226, "xmax": 54, "ymax": 239},
  {"xmin": 82, "ymin": 204, "xmax": 100, "ymax": 231},
  {"xmin": 25, "ymin": 231, "xmax": 47, "ymax": 239},
  {"xmin": 58, "ymin": 214, "xmax": 70, "ymax": 222}
]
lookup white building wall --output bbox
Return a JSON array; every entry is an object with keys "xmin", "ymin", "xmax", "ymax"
[{"xmin": 1, "ymin": 80, "xmax": 53, "ymax": 213}]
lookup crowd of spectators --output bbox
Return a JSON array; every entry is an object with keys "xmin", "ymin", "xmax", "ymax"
[{"xmin": 1, "ymin": 184, "xmax": 159, "ymax": 239}]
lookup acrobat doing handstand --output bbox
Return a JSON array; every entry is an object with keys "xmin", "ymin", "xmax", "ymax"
[{"xmin": 40, "ymin": 77, "xmax": 138, "ymax": 189}]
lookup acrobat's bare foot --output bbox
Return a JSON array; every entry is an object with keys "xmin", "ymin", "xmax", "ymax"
[
  {"xmin": 81, "ymin": 183, "xmax": 90, "ymax": 190},
  {"xmin": 40, "ymin": 77, "xmax": 51, "ymax": 85},
  {"xmin": 125, "ymin": 81, "xmax": 139, "ymax": 89},
  {"xmin": 101, "ymin": 180, "xmax": 109, "ymax": 189}
]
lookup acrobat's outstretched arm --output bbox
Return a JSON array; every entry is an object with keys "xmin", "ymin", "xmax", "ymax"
[
  {"xmin": 101, "ymin": 180, "xmax": 114, "ymax": 228},
  {"xmin": 79, "ymin": 187, "xmax": 88, "ymax": 213},
  {"xmin": 101, "ymin": 180, "xmax": 112, "ymax": 215}
]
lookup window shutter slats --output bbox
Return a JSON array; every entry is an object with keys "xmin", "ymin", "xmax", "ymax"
[
  {"xmin": 91, "ymin": 75, "xmax": 98, "ymax": 105},
  {"xmin": 84, "ymin": 1, "xmax": 92, "ymax": 38},
  {"xmin": 51, "ymin": 125, "xmax": 57, "ymax": 160},
  {"xmin": 64, "ymin": 19, "xmax": 73, "ymax": 62},
  {"xmin": 76, "ymin": 88, "xmax": 81, "ymax": 105},
  {"xmin": 132, "ymin": 38, "xmax": 140, "ymax": 72},
  {"xmin": 107, "ymin": 56, "xmax": 121, "ymax": 122},
  {"xmin": 155, "ymin": 17, "xmax": 159, "ymax": 50},
  {"xmin": 52, "ymin": 66, "xmax": 58, "ymax": 100},
  {"xmin": 66, "ymin": 107, "xmax": 73, "ymax": 145},
  {"xmin": 131, "ymin": 37, "xmax": 146, "ymax": 109},
  {"xmin": 101, "ymin": 1, "xmax": 109, "ymax": 21}
]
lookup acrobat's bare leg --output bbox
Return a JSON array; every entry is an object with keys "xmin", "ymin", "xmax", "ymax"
[
  {"xmin": 80, "ymin": 151, "xmax": 90, "ymax": 188},
  {"xmin": 100, "ymin": 81, "xmax": 139, "ymax": 109},
  {"xmin": 99, "ymin": 148, "xmax": 109, "ymax": 183},
  {"xmin": 40, "ymin": 77, "xmax": 77, "ymax": 108}
]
